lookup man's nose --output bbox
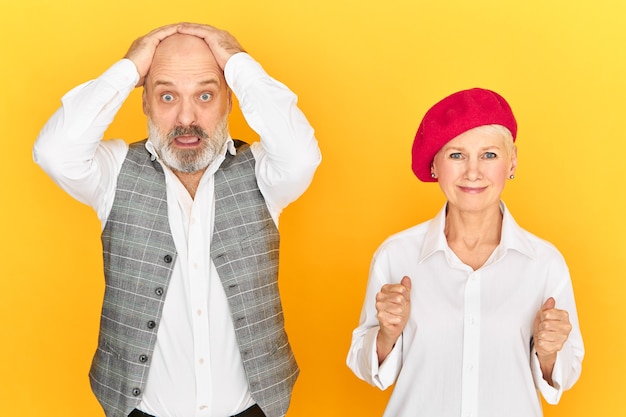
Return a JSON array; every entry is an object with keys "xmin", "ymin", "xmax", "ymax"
[{"xmin": 176, "ymin": 98, "xmax": 198, "ymax": 126}]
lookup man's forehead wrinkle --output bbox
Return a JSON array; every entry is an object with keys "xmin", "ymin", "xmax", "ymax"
[
  {"xmin": 151, "ymin": 78, "xmax": 221, "ymax": 89},
  {"xmin": 147, "ymin": 58, "xmax": 224, "ymax": 89}
]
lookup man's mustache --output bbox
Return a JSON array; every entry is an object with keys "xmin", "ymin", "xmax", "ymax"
[{"xmin": 167, "ymin": 125, "xmax": 209, "ymax": 140}]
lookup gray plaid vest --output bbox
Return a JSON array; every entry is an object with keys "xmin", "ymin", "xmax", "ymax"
[{"xmin": 90, "ymin": 140, "xmax": 298, "ymax": 417}]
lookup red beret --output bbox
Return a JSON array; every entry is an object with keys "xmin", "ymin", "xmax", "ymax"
[{"xmin": 411, "ymin": 88, "xmax": 517, "ymax": 182}]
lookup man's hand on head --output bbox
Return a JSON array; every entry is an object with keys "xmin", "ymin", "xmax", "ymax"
[
  {"xmin": 176, "ymin": 23, "xmax": 245, "ymax": 70},
  {"xmin": 124, "ymin": 24, "xmax": 180, "ymax": 87}
]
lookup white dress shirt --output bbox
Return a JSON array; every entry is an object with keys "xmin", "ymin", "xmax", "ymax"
[
  {"xmin": 347, "ymin": 203, "xmax": 584, "ymax": 417},
  {"xmin": 34, "ymin": 53, "xmax": 321, "ymax": 417}
]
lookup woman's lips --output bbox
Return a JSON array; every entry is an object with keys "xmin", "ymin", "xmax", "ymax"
[{"xmin": 458, "ymin": 186, "xmax": 487, "ymax": 194}]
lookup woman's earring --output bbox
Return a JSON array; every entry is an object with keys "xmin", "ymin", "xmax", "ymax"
[
  {"xmin": 509, "ymin": 174, "xmax": 515, "ymax": 180},
  {"xmin": 431, "ymin": 172, "xmax": 436, "ymax": 178}
]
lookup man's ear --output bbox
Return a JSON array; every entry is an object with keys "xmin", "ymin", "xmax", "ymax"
[{"xmin": 142, "ymin": 88, "xmax": 148, "ymax": 116}]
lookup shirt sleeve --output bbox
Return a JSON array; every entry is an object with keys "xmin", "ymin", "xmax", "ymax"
[
  {"xmin": 33, "ymin": 59, "xmax": 137, "ymax": 225},
  {"xmin": 530, "ymin": 257, "xmax": 585, "ymax": 404},
  {"xmin": 223, "ymin": 53, "xmax": 321, "ymax": 219},
  {"xmin": 347, "ymin": 255, "xmax": 404, "ymax": 390}
]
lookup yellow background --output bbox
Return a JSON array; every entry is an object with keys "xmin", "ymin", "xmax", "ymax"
[{"xmin": 1, "ymin": 0, "xmax": 624, "ymax": 415}]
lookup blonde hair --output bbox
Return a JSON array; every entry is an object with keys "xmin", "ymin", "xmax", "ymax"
[{"xmin": 480, "ymin": 124, "xmax": 515, "ymax": 156}]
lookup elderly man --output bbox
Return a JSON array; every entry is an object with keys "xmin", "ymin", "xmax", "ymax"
[{"xmin": 34, "ymin": 23, "xmax": 321, "ymax": 417}]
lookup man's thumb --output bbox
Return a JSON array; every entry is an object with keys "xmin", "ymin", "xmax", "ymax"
[{"xmin": 542, "ymin": 297, "xmax": 556, "ymax": 311}]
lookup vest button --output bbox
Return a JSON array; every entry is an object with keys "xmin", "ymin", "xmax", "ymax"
[
  {"xmin": 132, "ymin": 388, "xmax": 141, "ymax": 396},
  {"xmin": 147, "ymin": 320, "xmax": 156, "ymax": 329},
  {"xmin": 163, "ymin": 254, "xmax": 173, "ymax": 263},
  {"xmin": 139, "ymin": 354, "xmax": 148, "ymax": 363},
  {"xmin": 155, "ymin": 287, "xmax": 164, "ymax": 296}
]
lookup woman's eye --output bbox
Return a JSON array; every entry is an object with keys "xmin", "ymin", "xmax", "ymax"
[
  {"xmin": 449, "ymin": 152, "xmax": 462, "ymax": 159},
  {"xmin": 484, "ymin": 152, "xmax": 497, "ymax": 159},
  {"xmin": 199, "ymin": 93, "xmax": 212, "ymax": 102},
  {"xmin": 161, "ymin": 93, "xmax": 174, "ymax": 103}
]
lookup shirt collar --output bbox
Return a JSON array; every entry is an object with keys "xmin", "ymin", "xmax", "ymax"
[{"xmin": 419, "ymin": 201, "xmax": 536, "ymax": 264}]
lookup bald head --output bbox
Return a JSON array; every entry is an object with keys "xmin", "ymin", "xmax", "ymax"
[
  {"xmin": 145, "ymin": 34, "xmax": 222, "ymax": 89},
  {"xmin": 142, "ymin": 31, "xmax": 231, "ymax": 118},
  {"xmin": 153, "ymin": 33, "xmax": 214, "ymax": 63}
]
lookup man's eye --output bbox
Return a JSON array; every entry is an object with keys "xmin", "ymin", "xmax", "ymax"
[
  {"xmin": 161, "ymin": 93, "xmax": 174, "ymax": 102},
  {"xmin": 199, "ymin": 93, "xmax": 212, "ymax": 102}
]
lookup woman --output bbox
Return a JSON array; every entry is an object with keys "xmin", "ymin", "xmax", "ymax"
[{"xmin": 347, "ymin": 88, "xmax": 584, "ymax": 417}]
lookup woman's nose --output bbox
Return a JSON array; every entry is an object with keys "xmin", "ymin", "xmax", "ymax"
[{"xmin": 464, "ymin": 159, "xmax": 482, "ymax": 181}]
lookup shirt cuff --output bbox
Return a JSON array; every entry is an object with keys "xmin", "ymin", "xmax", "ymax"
[
  {"xmin": 365, "ymin": 327, "xmax": 403, "ymax": 390},
  {"xmin": 101, "ymin": 59, "xmax": 140, "ymax": 91},
  {"xmin": 531, "ymin": 347, "xmax": 565, "ymax": 404},
  {"xmin": 223, "ymin": 52, "xmax": 269, "ymax": 94}
]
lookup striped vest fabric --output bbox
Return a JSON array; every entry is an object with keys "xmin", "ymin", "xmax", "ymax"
[{"xmin": 90, "ymin": 140, "xmax": 298, "ymax": 417}]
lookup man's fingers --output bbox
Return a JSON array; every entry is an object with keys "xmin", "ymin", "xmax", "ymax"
[
  {"xmin": 124, "ymin": 24, "xmax": 181, "ymax": 87},
  {"xmin": 176, "ymin": 22, "xmax": 217, "ymax": 37},
  {"xmin": 176, "ymin": 23, "xmax": 244, "ymax": 69},
  {"xmin": 148, "ymin": 23, "xmax": 181, "ymax": 39}
]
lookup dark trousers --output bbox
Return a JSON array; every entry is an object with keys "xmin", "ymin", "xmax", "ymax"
[{"xmin": 129, "ymin": 404, "xmax": 266, "ymax": 417}]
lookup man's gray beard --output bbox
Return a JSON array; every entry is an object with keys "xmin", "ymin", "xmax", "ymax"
[{"xmin": 148, "ymin": 118, "xmax": 229, "ymax": 173}]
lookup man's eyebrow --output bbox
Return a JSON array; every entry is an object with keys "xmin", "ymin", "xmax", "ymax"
[
  {"xmin": 198, "ymin": 79, "xmax": 220, "ymax": 86},
  {"xmin": 152, "ymin": 79, "xmax": 220, "ymax": 87},
  {"xmin": 153, "ymin": 80, "xmax": 174, "ymax": 87}
]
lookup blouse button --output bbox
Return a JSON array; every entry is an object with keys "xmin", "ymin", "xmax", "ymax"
[
  {"xmin": 155, "ymin": 287, "xmax": 164, "ymax": 296},
  {"xmin": 139, "ymin": 354, "xmax": 148, "ymax": 363},
  {"xmin": 132, "ymin": 388, "xmax": 141, "ymax": 396},
  {"xmin": 163, "ymin": 254, "xmax": 173, "ymax": 263},
  {"xmin": 147, "ymin": 320, "xmax": 156, "ymax": 329}
]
